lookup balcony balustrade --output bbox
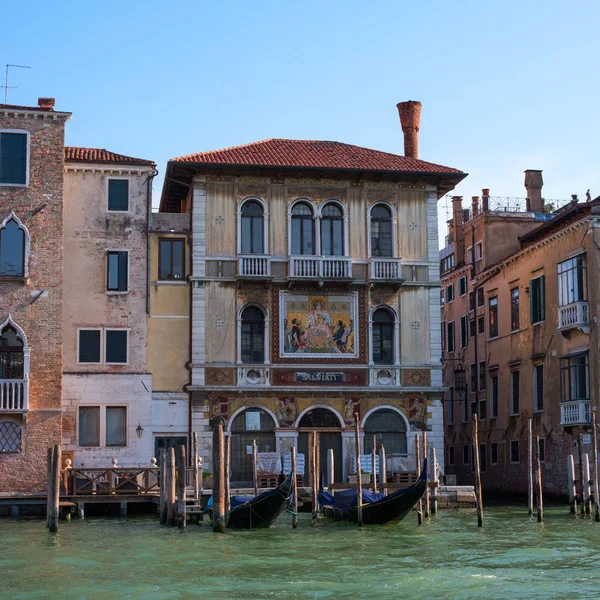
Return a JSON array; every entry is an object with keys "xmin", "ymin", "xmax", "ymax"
[
  {"xmin": 0, "ymin": 378, "xmax": 28, "ymax": 412},
  {"xmin": 369, "ymin": 258, "xmax": 402, "ymax": 281},
  {"xmin": 289, "ymin": 256, "xmax": 352, "ymax": 279},
  {"xmin": 560, "ymin": 399, "xmax": 591, "ymax": 426},
  {"xmin": 238, "ymin": 255, "xmax": 272, "ymax": 278},
  {"xmin": 558, "ymin": 301, "xmax": 589, "ymax": 331}
]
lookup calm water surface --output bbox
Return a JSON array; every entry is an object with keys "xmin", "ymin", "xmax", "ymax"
[{"xmin": 1, "ymin": 506, "xmax": 599, "ymax": 599}]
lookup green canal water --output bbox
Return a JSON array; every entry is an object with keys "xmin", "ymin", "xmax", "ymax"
[{"xmin": 1, "ymin": 506, "xmax": 600, "ymax": 599}]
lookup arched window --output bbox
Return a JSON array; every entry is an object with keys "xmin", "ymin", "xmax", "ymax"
[
  {"xmin": 364, "ymin": 409, "xmax": 407, "ymax": 455},
  {"xmin": 298, "ymin": 407, "xmax": 342, "ymax": 428},
  {"xmin": 291, "ymin": 202, "xmax": 314, "ymax": 255},
  {"xmin": 241, "ymin": 200, "xmax": 264, "ymax": 254},
  {"xmin": 0, "ymin": 218, "xmax": 25, "ymax": 276},
  {"xmin": 372, "ymin": 308, "xmax": 394, "ymax": 365},
  {"xmin": 240, "ymin": 306, "xmax": 265, "ymax": 364},
  {"xmin": 230, "ymin": 408, "xmax": 276, "ymax": 482},
  {"xmin": 370, "ymin": 204, "xmax": 393, "ymax": 257},
  {"xmin": 321, "ymin": 203, "xmax": 344, "ymax": 256},
  {"xmin": 0, "ymin": 421, "xmax": 22, "ymax": 453},
  {"xmin": 0, "ymin": 324, "xmax": 24, "ymax": 379}
]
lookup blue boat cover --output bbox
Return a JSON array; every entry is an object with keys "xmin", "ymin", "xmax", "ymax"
[
  {"xmin": 318, "ymin": 488, "xmax": 385, "ymax": 511},
  {"xmin": 230, "ymin": 495, "xmax": 254, "ymax": 508}
]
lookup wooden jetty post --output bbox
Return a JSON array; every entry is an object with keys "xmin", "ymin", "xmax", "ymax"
[
  {"xmin": 311, "ymin": 431, "xmax": 318, "ymax": 513},
  {"xmin": 252, "ymin": 439, "xmax": 258, "ymax": 497},
  {"xmin": 224, "ymin": 434, "xmax": 231, "ymax": 514},
  {"xmin": 371, "ymin": 435, "xmax": 377, "ymax": 494},
  {"xmin": 49, "ymin": 443, "xmax": 61, "ymax": 533},
  {"xmin": 415, "ymin": 435, "xmax": 422, "ymax": 526},
  {"xmin": 593, "ymin": 412, "xmax": 600, "ymax": 522},
  {"xmin": 379, "ymin": 444, "xmax": 387, "ymax": 496},
  {"xmin": 167, "ymin": 447, "xmax": 177, "ymax": 526},
  {"xmin": 535, "ymin": 435, "xmax": 544, "ymax": 522},
  {"xmin": 193, "ymin": 432, "xmax": 199, "ymax": 502},
  {"xmin": 327, "ymin": 448, "xmax": 335, "ymax": 490},
  {"xmin": 527, "ymin": 419, "xmax": 533, "ymax": 515},
  {"xmin": 473, "ymin": 415, "xmax": 483, "ymax": 527},
  {"xmin": 567, "ymin": 454, "xmax": 577, "ymax": 513},
  {"xmin": 291, "ymin": 446, "xmax": 298, "ymax": 528},
  {"xmin": 213, "ymin": 421, "xmax": 226, "ymax": 533},
  {"xmin": 584, "ymin": 453, "xmax": 592, "ymax": 514},
  {"xmin": 431, "ymin": 446, "xmax": 438, "ymax": 514},
  {"xmin": 578, "ymin": 433, "xmax": 585, "ymax": 514},
  {"xmin": 159, "ymin": 450, "xmax": 167, "ymax": 524},
  {"xmin": 46, "ymin": 446, "xmax": 54, "ymax": 528},
  {"xmin": 354, "ymin": 414, "xmax": 363, "ymax": 526},
  {"xmin": 176, "ymin": 444, "xmax": 187, "ymax": 528},
  {"xmin": 423, "ymin": 431, "xmax": 430, "ymax": 518}
]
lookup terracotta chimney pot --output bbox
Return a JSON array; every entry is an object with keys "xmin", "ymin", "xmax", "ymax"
[
  {"xmin": 37, "ymin": 98, "xmax": 55, "ymax": 110},
  {"xmin": 396, "ymin": 100, "xmax": 422, "ymax": 159}
]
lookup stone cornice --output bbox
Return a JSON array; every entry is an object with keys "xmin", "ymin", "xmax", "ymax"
[
  {"xmin": 64, "ymin": 164, "xmax": 154, "ymax": 176},
  {"xmin": 0, "ymin": 108, "xmax": 71, "ymax": 121}
]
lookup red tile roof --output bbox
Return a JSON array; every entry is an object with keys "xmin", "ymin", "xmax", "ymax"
[
  {"xmin": 65, "ymin": 147, "xmax": 155, "ymax": 166},
  {"xmin": 172, "ymin": 138, "xmax": 462, "ymax": 174},
  {"xmin": 0, "ymin": 103, "xmax": 55, "ymax": 112}
]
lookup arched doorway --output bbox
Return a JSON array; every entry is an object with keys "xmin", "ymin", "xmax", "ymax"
[
  {"xmin": 363, "ymin": 408, "xmax": 407, "ymax": 455},
  {"xmin": 297, "ymin": 407, "xmax": 343, "ymax": 485},
  {"xmin": 230, "ymin": 408, "xmax": 276, "ymax": 485}
]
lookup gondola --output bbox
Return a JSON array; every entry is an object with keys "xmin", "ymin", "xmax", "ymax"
[
  {"xmin": 318, "ymin": 459, "xmax": 428, "ymax": 525},
  {"xmin": 225, "ymin": 472, "xmax": 294, "ymax": 529}
]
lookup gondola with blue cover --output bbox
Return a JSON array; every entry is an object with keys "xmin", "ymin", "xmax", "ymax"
[{"xmin": 318, "ymin": 459, "xmax": 428, "ymax": 525}]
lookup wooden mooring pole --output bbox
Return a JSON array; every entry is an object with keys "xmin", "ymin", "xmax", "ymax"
[
  {"xmin": 193, "ymin": 432, "xmax": 199, "ymax": 502},
  {"xmin": 578, "ymin": 433, "xmax": 585, "ymax": 515},
  {"xmin": 473, "ymin": 415, "xmax": 483, "ymax": 527},
  {"xmin": 167, "ymin": 447, "xmax": 176, "ymax": 526},
  {"xmin": 46, "ymin": 446, "xmax": 54, "ymax": 528},
  {"xmin": 415, "ymin": 435, "xmax": 422, "ymax": 526},
  {"xmin": 49, "ymin": 444, "xmax": 61, "ymax": 533},
  {"xmin": 159, "ymin": 450, "xmax": 167, "ymax": 524},
  {"xmin": 354, "ymin": 414, "xmax": 363, "ymax": 526},
  {"xmin": 213, "ymin": 422, "xmax": 226, "ymax": 533},
  {"xmin": 584, "ymin": 453, "xmax": 592, "ymax": 514},
  {"xmin": 431, "ymin": 446, "xmax": 438, "ymax": 515},
  {"xmin": 327, "ymin": 448, "xmax": 335, "ymax": 490},
  {"xmin": 176, "ymin": 444, "xmax": 187, "ymax": 528},
  {"xmin": 527, "ymin": 419, "xmax": 533, "ymax": 516},
  {"xmin": 567, "ymin": 454, "xmax": 577, "ymax": 513},
  {"xmin": 224, "ymin": 434, "xmax": 231, "ymax": 514},
  {"xmin": 371, "ymin": 435, "xmax": 377, "ymax": 494},
  {"xmin": 423, "ymin": 431, "xmax": 430, "ymax": 518},
  {"xmin": 252, "ymin": 439, "xmax": 258, "ymax": 497},
  {"xmin": 379, "ymin": 444, "xmax": 387, "ymax": 496},
  {"xmin": 311, "ymin": 431, "xmax": 317, "ymax": 513},
  {"xmin": 593, "ymin": 412, "xmax": 600, "ymax": 522},
  {"xmin": 291, "ymin": 446, "xmax": 298, "ymax": 528},
  {"xmin": 535, "ymin": 435, "xmax": 544, "ymax": 522}
]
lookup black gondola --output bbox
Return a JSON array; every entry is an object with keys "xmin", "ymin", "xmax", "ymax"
[
  {"xmin": 318, "ymin": 459, "xmax": 428, "ymax": 525},
  {"xmin": 225, "ymin": 472, "xmax": 294, "ymax": 529}
]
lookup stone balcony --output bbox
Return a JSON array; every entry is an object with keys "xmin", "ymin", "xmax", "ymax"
[
  {"xmin": 369, "ymin": 258, "xmax": 403, "ymax": 281},
  {"xmin": 560, "ymin": 399, "xmax": 591, "ymax": 426},
  {"xmin": 238, "ymin": 255, "xmax": 272, "ymax": 278},
  {"xmin": 0, "ymin": 378, "xmax": 28, "ymax": 412},
  {"xmin": 289, "ymin": 256, "xmax": 352, "ymax": 280},
  {"xmin": 558, "ymin": 301, "xmax": 590, "ymax": 332}
]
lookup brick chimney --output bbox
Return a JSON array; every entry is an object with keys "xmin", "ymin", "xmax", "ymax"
[
  {"xmin": 452, "ymin": 196, "xmax": 465, "ymax": 265},
  {"xmin": 37, "ymin": 97, "xmax": 55, "ymax": 110},
  {"xmin": 481, "ymin": 188, "xmax": 490, "ymax": 212},
  {"xmin": 397, "ymin": 100, "xmax": 422, "ymax": 159},
  {"xmin": 524, "ymin": 170, "xmax": 544, "ymax": 212},
  {"xmin": 471, "ymin": 196, "xmax": 480, "ymax": 218}
]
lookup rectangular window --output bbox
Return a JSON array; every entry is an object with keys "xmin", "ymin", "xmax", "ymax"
[
  {"xmin": 510, "ymin": 287, "xmax": 520, "ymax": 331},
  {"xmin": 479, "ymin": 444, "xmax": 487, "ymax": 472},
  {"xmin": 469, "ymin": 318, "xmax": 476, "ymax": 337},
  {"xmin": 106, "ymin": 407, "xmax": 127, "ymax": 446},
  {"xmin": 463, "ymin": 444, "xmax": 470, "ymax": 465},
  {"xmin": 477, "ymin": 315, "xmax": 485, "ymax": 335},
  {"xmin": 530, "ymin": 275, "xmax": 546, "ymax": 323},
  {"xmin": 510, "ymin": 440, "xmax": 520, "ymax": 463},
  {"xmin": 557, "ymin": 255, "xmax": 587, "ymax": 306},
  {"xmin": 510, "ymin": 370, "xmax": 520, "ymax": 415},
  {"xmin": 0, "ymin": 131, "xmax": 27, "ymax": 185},
  {"xmin": 447, "ymin": 321, "xmax": 455, "ymax": 352},
  {"xmin": 460, "ymin": 315, "xmax": 469, "ymax": 348},
  {"xmin": 489, "ymin": 297, "xmax": 498, "ymax": 338},
  {"xmin": 469, "ymin": 291, "xmax": 475, "ymax": 311},
  {"xmin": 477, "ymin": 287, "xmax": 484, "ymax": 307},
  {"xmin": 79, "ymin": 407, "xmax": 100, "ymax": 447},
  {"xmin": 448, "ymin": 387, "xmax": 454, "ymax": 425},
  {"xmin": 440, "ymin": 289, "xmax": 445, "ymax": 306},
  {"xmin": 538, "ymin": 438, "xmax": 546, "ymax": 463},
  {"xmin": 446, "ymin": 284, "xmax": 455, "ymax": 303},
  {"xmin": 534, "ymin": 364, "xmax": 544, "ymax": 412},
  {"xmin": 448, "ymin": 445, "xmax": 455, "ymax": 465},
  {"xmin": 462, "ymin": 394, "xmax": 469, "ymax": 423},
  {"xmin": 105, "ymin": 330, "xmax": 128, "ymax": 364},
  {"xmin": 479, "ymin": 361, "xmax": 486, "ymax": 391},
  {"xmin": 475, "ymin": 242, "xmax": 483, "ymax": 261},
  {"xmin": 107, "ymin": 251, "xmax": 128, "ymax": 292},
  {"xmin": 560, "ymin": 352, "xmax": 590, "ymax": 402},
  {"xmin": 78, "ymin": 329, "xmax": 101, "ymax": 364},
  {"xmin": 470, "ymin": 363, "xmax": 477, "ymax": 393},
  {"xmin": 459, "ymin": 276, "xmax": 467, "ymax": 296},
  {"xmin": 479, "ymin": 398, "xmax": 487, "ymax": 420},
  {"xmin": 441, "ymin": 321, "xmax": 446, "ymax": 351},
  {"xmin": 108, "ymin": 179, "xmax": 129, "ymax": 211},
  {"xmin": 159, "ymin": 238, "xmax": 185, "ymax": 281},
  {"xmin": 490, "ymin": 375, "xmax": 499, "ymax": 418},
  {"xmin": 490, "ymin": 442, "xmax": 498, "ymax": 465}
]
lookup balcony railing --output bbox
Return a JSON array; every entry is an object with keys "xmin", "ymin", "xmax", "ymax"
[
  {"xmin": 289, "ymin": 256, "xmax": 352, "ymax": 279},
  {"xmin": 558, "ymin": 301, "xmax": 589, "ymax": 331},
  {"xmin": 369, "ymin": 258, "xmax": 402, "ymax": 281},
  {"xmin": 0, "ymin": 378, "xmax": 28, "ymax": 412},
  {"xmin": 238, "ymin": 255, "xmax": 271, "ymax": 278},
  {"xmin": 560, "ymin": 399, "xmax": 591, "ymax": 426}
]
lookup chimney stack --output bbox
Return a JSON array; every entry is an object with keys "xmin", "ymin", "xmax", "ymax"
[
  {"xmin": 471, "ymin": 196, "xmax": 480, "ymax": 218},
  {"xmin": 452, "ymin": 196, "xmax": 465, "ymax": 264},
  {"xmin": 38, "ymin": 97, "xmax": 55, "ymax": 110},
  {"xmin": 481, "ymin": 188, "xmax": 490, "ymax": 212},
  {"xmin": 397, "ymin": 100, "xmax": 422, "ymax": 159},
  {"xmin": 524, "ymin": 170, "xmax": 544, "ymax": 213}
]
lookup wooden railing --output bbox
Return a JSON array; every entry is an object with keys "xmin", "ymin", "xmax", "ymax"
[
  {"xmin": 67, "ymin": 467, "xmax": 160, "ymax": 496},
  {"xmin": 0, "ymin": 378, "xmax": 28, "ymax": 412}
]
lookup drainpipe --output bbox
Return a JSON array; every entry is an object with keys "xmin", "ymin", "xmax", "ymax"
[{"xmin": 145, "ymin": 168, "xmax": 159, "ymax": 315}]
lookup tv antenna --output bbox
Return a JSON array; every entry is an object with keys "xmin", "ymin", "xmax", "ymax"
[{"xmin": 2, "ymin": 64, "xmax": 31, "ymax": 104}]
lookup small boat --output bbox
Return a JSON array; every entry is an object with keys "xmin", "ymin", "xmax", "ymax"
[
  {"xmin": 225, "ymin": 473, "xmax": 294, "ymax": 529},
  {"xmin": 318, "ymin": 459, "xmax": 428, "ymax": 525}
]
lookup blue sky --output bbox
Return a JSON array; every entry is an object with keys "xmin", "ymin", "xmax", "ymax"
[{"xmin": 3, "ymin": 0, "xmax": 599, "ymax": 240}]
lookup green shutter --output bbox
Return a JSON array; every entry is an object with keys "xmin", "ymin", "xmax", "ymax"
[
  {"xmin": 108, "ymin": 179, "xmax": 129, "ymax": 211},
  {"xmin": 0, "ymin": 133, "xmax": 27, "ymax": 184},
  {"xmin": 118, "ymin": 252, "xmax": 128, "ymax": 291},
  {"xmin": 539, "ymin": 275, "xmax": 545, "ymax": 321}
]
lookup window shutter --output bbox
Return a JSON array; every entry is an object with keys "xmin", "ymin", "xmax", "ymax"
[
  {"xmin": 118, "ymin": 252, "xmax": 128, "ymax": 291},
  {"xmin": 530, "ymin": 279, "xmax": 536, "ymax": 323},
  {"xmin": 0, "ymin": 133, "xmax": 27, "ymax": 184},
  {"xmin": 539, "ymin": 275, "xmax": 545, "ymax": 321}
]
